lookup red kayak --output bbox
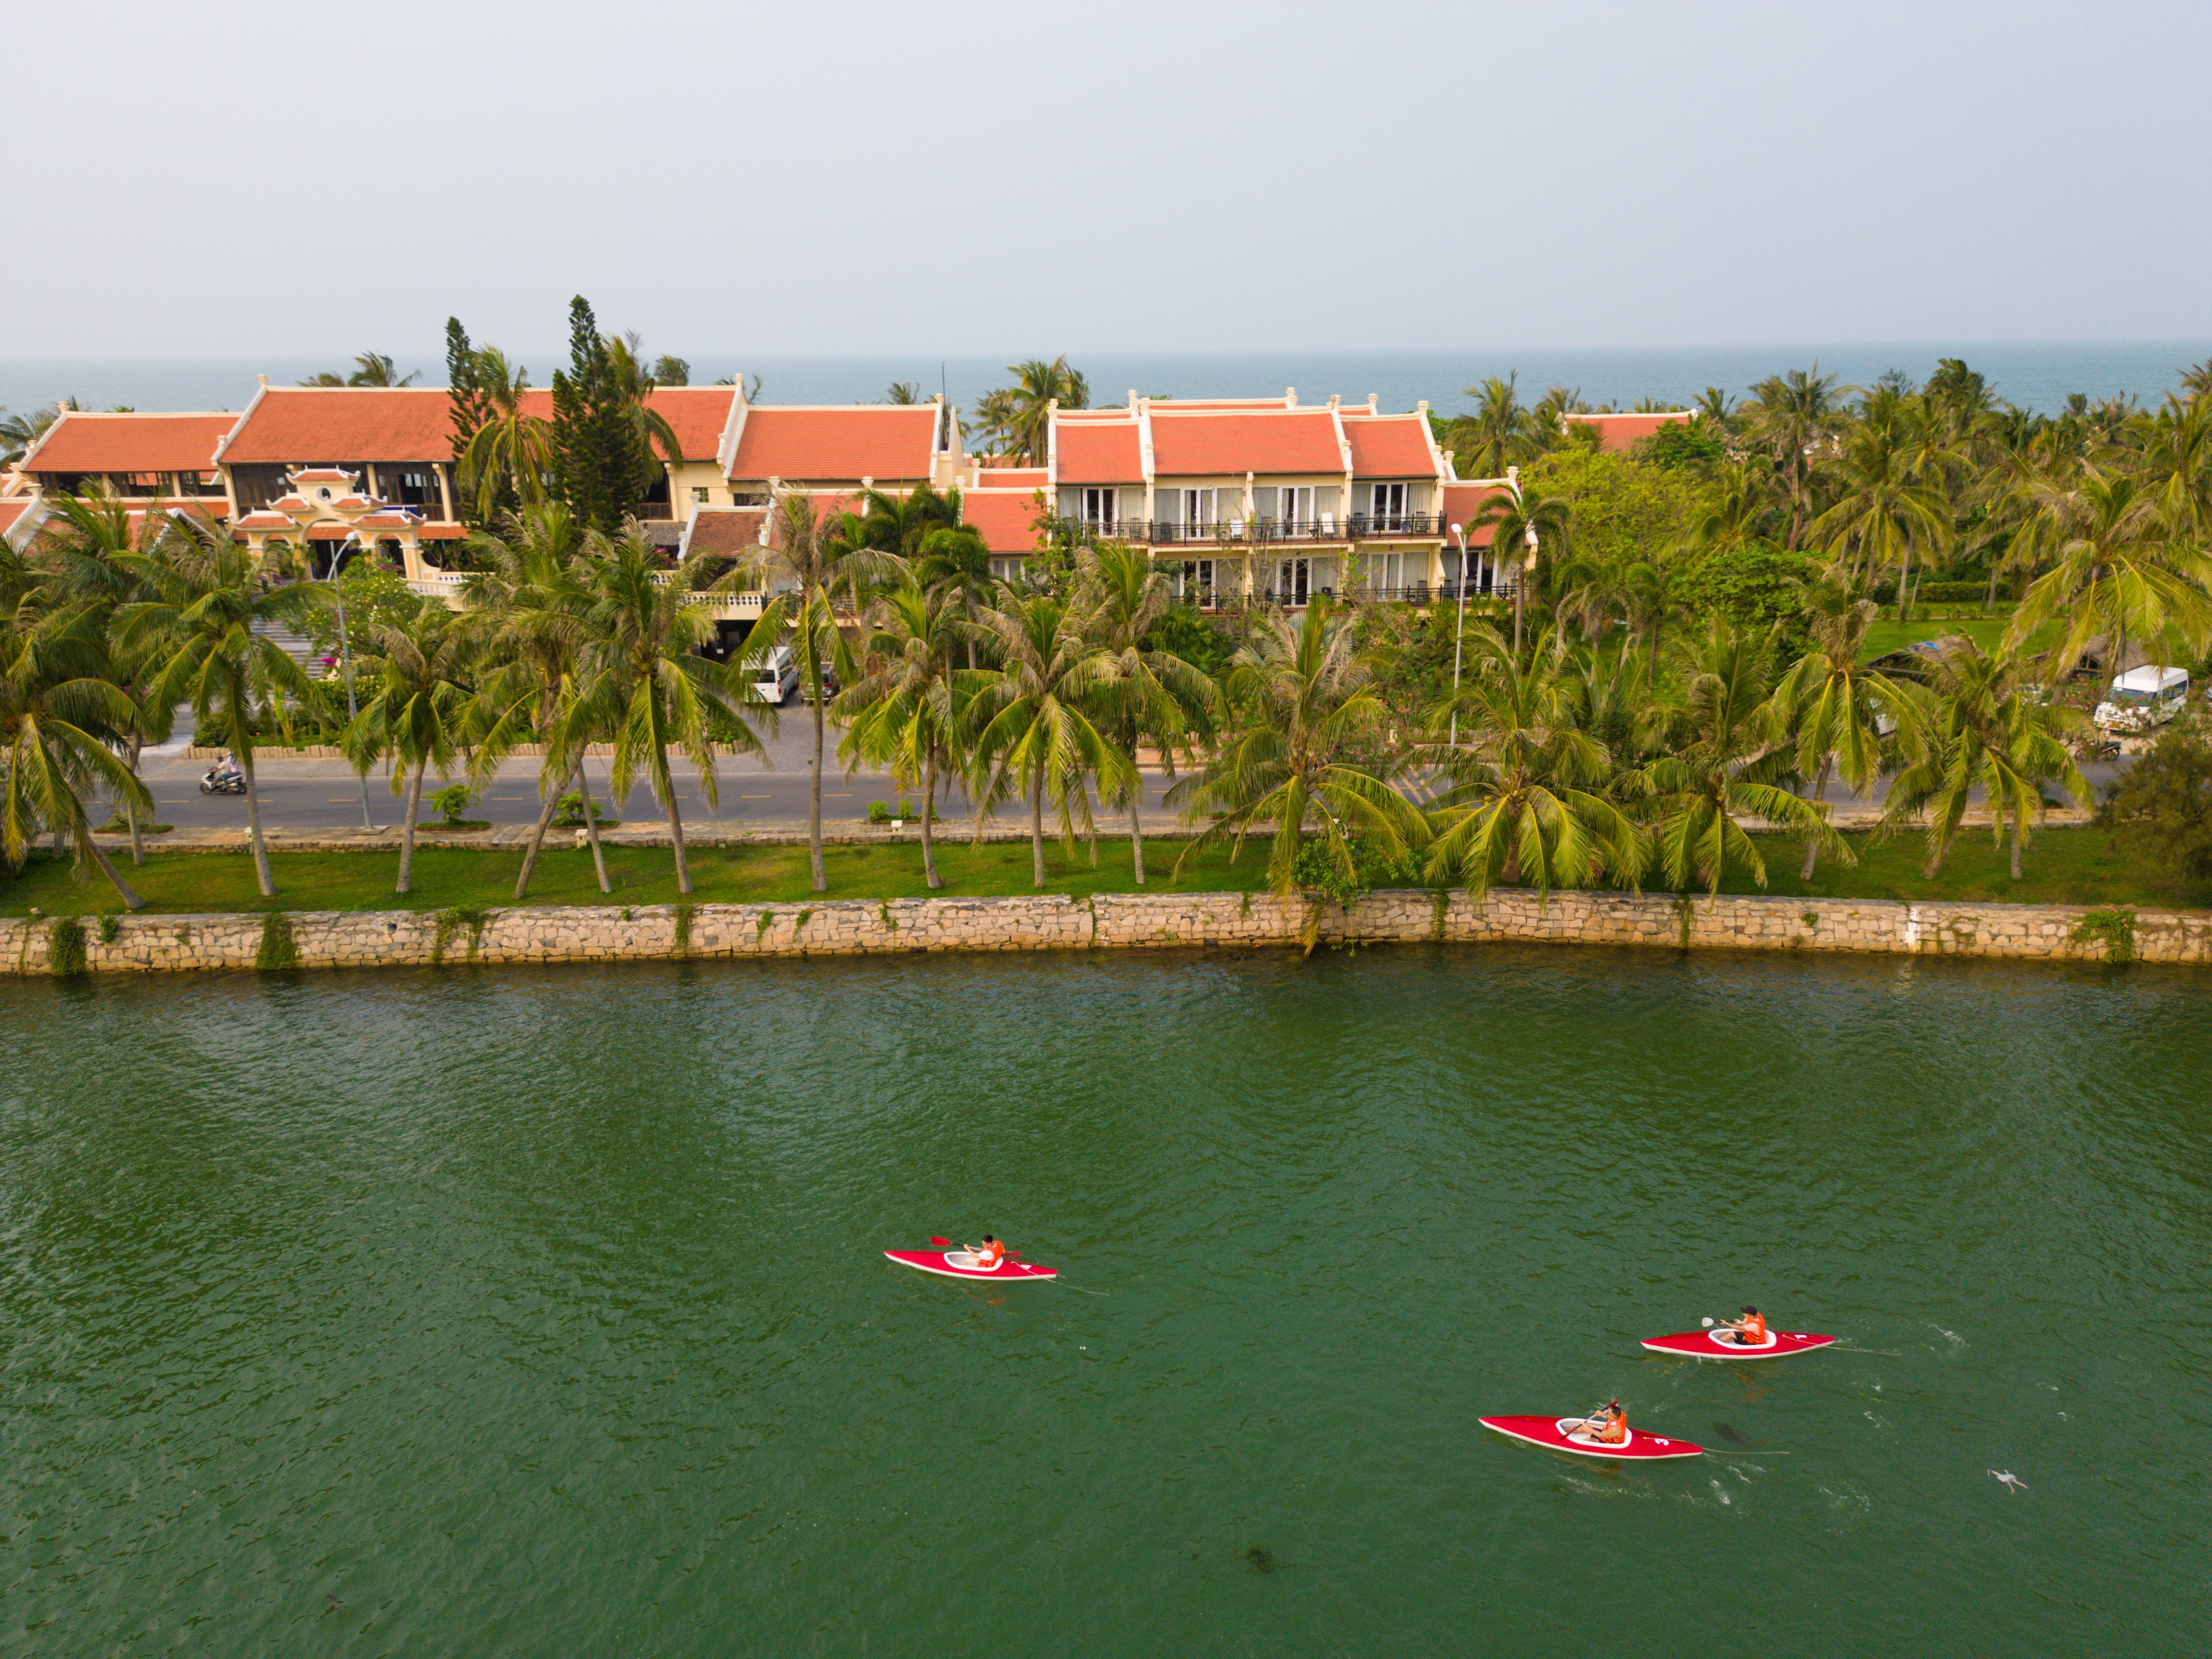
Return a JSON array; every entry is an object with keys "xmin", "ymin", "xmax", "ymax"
[
  {"xmin": 884, "ymin": 1247, "xmax": 1056, "ymax": 1282},
  {"xmin": 1640, "ymin": 1327, "xmax": 1835, "ymax": 1360},
  {"xmin": 1480, "ymin": 1415, "xmax": 1703, "ymax": 1460}
]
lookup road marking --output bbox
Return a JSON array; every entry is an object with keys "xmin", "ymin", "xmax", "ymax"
[{"xmin": 741, "ymin": 794, "xmax": 771, "ymax": 798}]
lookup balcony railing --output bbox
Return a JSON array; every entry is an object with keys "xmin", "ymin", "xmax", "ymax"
[{"xmin": 1053, "ymin": 514, "xmax": 1443, "ymax": 546}]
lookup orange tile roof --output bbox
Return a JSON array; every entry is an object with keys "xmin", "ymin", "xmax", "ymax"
[
  {"xmin": 729, "ymin": 406, "xmax": 938, "ymax": 482},
  {"xmin": 22, "ymin": 411, "xmax": 238, "ymax": 475},
  {"xmin": 1440, "ymin": 484, "xmax": 1511, "ymax": 543},
  {"xmin": 1340, "ymin": 414, "xmax": 1435, "ymax": 477},
  {"xmin": 684, "ymin": 507, "xmax": 766, "ymax": 560},
  {"xmin": 219, "ymin": 384, "xmax": 733, "ymax": 468},
  {"xmin": 1054, "ymin": 420, "xmax": 1143, "ymax": 484},
  {"xmin": 1563, "ymin": 411, "xmax": 1691, "ymax": 453},
  {"xmin": 960, "ymin": 490, "xmax": 1045, "ymax": 554},
  {"xmin": 221, "ymin": 388, "xmax": 462, "ymax": 464},
  {"xmin": 1149, "ymin": 409, "xmax": 1342, "ymax": 476},
  {"xmin": 0, "ymin": 500, "xmax": 33, "ymax": 532}
]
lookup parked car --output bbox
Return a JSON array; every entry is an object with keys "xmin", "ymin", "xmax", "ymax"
[
  {"xmin": 2094, "ymin": 664, "xmax": 2189, "ymax": 732},
  {"xmin": 802, "ymin": 664, "xmax": 840, "ymax": 704},
  {"xmin": 748, "ymin": 645, "xmax": 798, "ymax": 705}
]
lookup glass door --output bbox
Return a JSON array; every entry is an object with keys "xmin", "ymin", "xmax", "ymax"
[{"xmin": 1370, "ymin": 482, "xmax": 1406, "ymax": 532}]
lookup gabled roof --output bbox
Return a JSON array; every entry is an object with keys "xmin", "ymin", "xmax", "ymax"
[
  {"xmin": 681, "ymin": 506, "xmax": 766, "ymax": 560},
  {"xmin": 218, "ymin": 383, "xmax": 736, "ymax": 467},
  {"xmin": 20, "ymin": 411, "xmax": 239, "ymax": 476},
  {"xmin": 219, "ymin": 386, "xmax": 459, "ymax": 464},
  {"xmin": 1054, "ymin": 418, "xmax": 1143, "ymax": 484},
  {"xmin": 1440, "ymin": 483, "xmax": 1513, "ymax": 543},
  {"xmin": 1562, "ymin": 411, "xmax": 1692, "ymax": 453},
  {"xmin": 1148, "ymin": 408, "xmax": 1344, "ymax": 476},
  {"xmin": 727, "ymin": 405, "xmax": 940, "ymax": 482},
  {"xmin": 1339, "ymin": 411, "xmax": 1437, "ymax": 478},
  {"xmin": 960, "ymin": 489, "xmax": 1045, "ymax": 554}
]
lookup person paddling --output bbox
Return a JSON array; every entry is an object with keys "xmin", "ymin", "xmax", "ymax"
[
  {"xmin": 1571, "ymin": 1401, "xmax": 1628, "ymax": 1444},
  {"xmin": 970, "ymin": 1235, "xmax": 1006, "ymax": 1271},
  {"xmin": 1718, "ymin": 1305, "xmax": 1768, "ymax": 1346}
]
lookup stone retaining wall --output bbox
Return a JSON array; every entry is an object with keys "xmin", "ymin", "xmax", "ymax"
[{"xmin": 4, "ymin": 889, "xmax": 2203, "ymax": 976}]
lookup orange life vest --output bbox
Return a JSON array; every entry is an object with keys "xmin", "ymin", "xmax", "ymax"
[
  {"xmin": 1746, "ymin": 1313, "xmax": 1768, "ymax": 1343},
  {"xmin": 977, "ymin": 1242, "xmax": 1004, "ymax": 1268},
  {"xmin": 1600, "ymin": 1411, "xmax": 1628, "ymax": 1443}
]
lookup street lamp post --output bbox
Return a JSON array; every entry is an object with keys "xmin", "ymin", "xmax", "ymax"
[
  {"xmin": 1448, "ymin": 522, "xmax": 1468, "ymax": 747},
  {"xmin": 326, "ymin": 533, "xmax": 374, "ymax": 831}
]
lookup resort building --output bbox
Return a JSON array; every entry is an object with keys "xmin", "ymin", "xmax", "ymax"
[
  {"xmin": 4, "ymin": 374, "xmax": 1529, "ymax": 609},
  {"xmin": 1561, "ymin": 409, "xmax": 1692, "ymax": 452},
  {"xmin": 947, "ymin": 391, "xmax": 1518, "ymax": 605}
]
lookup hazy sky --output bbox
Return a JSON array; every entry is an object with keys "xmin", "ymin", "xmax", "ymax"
[{"xmin": 5, "ymin": 0, "xmax": 2207, "ymax": 363}]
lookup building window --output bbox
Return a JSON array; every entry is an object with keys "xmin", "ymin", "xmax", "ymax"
[
  {"xmin": 1370, "ymin": 482, "xmax": 1406, "ymax": 530},
  {"xmin": 693, "ymin": 486, "xmax": 710, "ymax": 504},
  {"xmin": 1081, "ymin": 487, "xmax": 1115, "ymax": 531}
]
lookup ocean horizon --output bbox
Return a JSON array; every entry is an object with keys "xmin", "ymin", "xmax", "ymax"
[{"xmin": 4, "ymin": 341, "xmax": 2207, "ymax": 426}]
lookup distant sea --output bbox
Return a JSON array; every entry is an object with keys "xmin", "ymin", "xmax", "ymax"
[{"xmin": 5, "ymin": 342, "xmax": 2207, "ymax": 425}]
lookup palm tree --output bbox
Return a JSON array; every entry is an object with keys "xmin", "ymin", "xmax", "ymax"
[
  {"xmin": 0, "ymin": 597, "xmax": 155, "ymax": 909},
  {"xmin": 1448, "ymin": 374, "xmax": 1543, "ymax": 477},
  {"xmin": 1768, "ymin": 569, "xmax": 1921, "ymax": 877},
  {"xmin": 972, "ymin": 357, "xmax": 1087, "ymax": 464},
  {"xmin": 118, "ymin": 517, "xmax": 323, "ymax": 898},
  {"xmin": 459, "ymin": 348, "xmax": 554, "ymax": 522},
  {"xmin": 460, "ymin": 503, "xmax": 612, "ymax": 899},
  {"xmin": 1687, "ymin": 461, "xmax": 1780, "ymax": 555},
  {"xmin": 1632, "ymin": 619, "xmax": 1852, "ymax": 899},
  {"xmin": 341, "ymin": 595, "xmax": 476, "ymax": 894},
  {"xmin": 1882, "ymin": 640, "xmax": 2086, "ymax": 879},
  {"xmin": 565, "ymin": 523, "xmax": 766, "ymax": 895},
  {"xmin": 1741, "ymin": 368, "xmax": 1848, "ymax": 549},
  {"xmin": 1422, "ymin": 628, "xmax": 1645, "ymax": 899},
  {"xmin": 914, "ymin": 520, "xmax": 995, "ymax": 668},
  {"xmin": 1074, "ymin": 542, "xmax": 1221, "ymax": 884},
  {"xmin": 1468, "ymin": 486, "xmax": 1571, "ymax": 656},
  {"xmin": 966, "ymin": 593, "xmax": 1132, "ymax": 887},
  {"xmin": 857, "ymin": 482, "xmax": 960, "ymax": 561},
  {"xmin": 2005, "ymin": 466, "xmax": 2212, "ymax": 680},
  {"xmin": 301, "ymin": 352, "xmax": 417, "ymax": 388},
  {"xmin": 1806, "ymin": 421, "xmax": 1954, "ymax": 619},
  {"xmin": 836, "ymin": 583, "xmax": 970, "ymax": 888},
  {"xmin": 731, "ymin": 496, "xmax": 905, "ymax": 891},
  {"xmin": 1, "ymin": 401, "xmax": 67, "ymax": 465},
  {"xmin": 32, "ymin": 488, "xmax": 177, "ymax": 862},
  {"xmin": 1614, "ymin": 557, "xmax": 1687, "ymax": 697},
  {"xmin": 603, "ymin": 331, "xmax": 686, "ymax": 505},
  {"xmin": 1167, "ymin": 599, "xmax": 1420, "ymax": 898},
  {"xmin": 885, "ymin": 381, "xmax": 923, "ymax": 404}
]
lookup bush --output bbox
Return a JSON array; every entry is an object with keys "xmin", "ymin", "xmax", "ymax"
[
  {"xmin": 1870, "ymin": 578, "xmax": 2011, "ymax": 606},
  {"xmin": 1293, "ymin": 834, "xmax": 1425, "ymax": 908},
  {"xmin": 2097, "ymin": 729, "xmax": 2212, "ymax": 881},
  {"xmin": 1141, "ymin": 605, "xmax": 1234, "ymax": 677},
  {"xmin": 427, "ymin": 782, "xmax": 478, "ymax": 826},
  {"xmin": 47, "ymin": 917, "xmax": 87, "ymax": 978},
  {"xmin": 552, "ymin": 792, "xmax": 614, "ymax": 828}
]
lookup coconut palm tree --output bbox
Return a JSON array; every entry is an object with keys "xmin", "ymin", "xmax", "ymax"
[
  {"xmin": 966, "ymin": 592, "xmax": 1132, "ymax": 887},
  {"xmin": 1074, "ymin": 541, "xmax": 1222, "ymax": 884},
  {"xmin": 603, "ymin": 331, "xmax": 686, "ymax": 505},
  {"xmin": 1806, "ymin": 421, "xmax": 1954, "ymax": 620},
  {"xmin": 972, "ymin": 357, "xmax": 1087, "ymax": 464},
  {"xmin": 459, "ymin": 348, "xmax": 554, "ymax": 523},
  {"xmin": 885, "ymin": 381, "xmax": 923, "ymax": 404},
  {"xmin": 31, "ymin": 487, "xmax": 178, "ymax": 862},
  {"xmin": 1767, "ymin": 569, "xmax": 1922, "ymax": 877},
  {"xmin": 1, "ymin": 401, "xmax": 67, "ymax": 465},
  {"xmin": 1632, "ymin": 619, "xmax": 1852, "ymax": 899},
  {"xmin": 1468, "ymin": 486, "xmax": 1571, "ymax": 656},
  {"xmin": 857, "ymin": 482, "xmax": 961, "ymax": 561},
  {"xmin": 1422, "ymin": 627, "xmax": 1645, "ymax": 899},
  {"xmin": 1882, "ymin": 639, "xmax": 2087, "ymax": 879},
  {"xmin": 2005, "ymin": 466, "xmax": 2212, "ymax": 680},
  {"xmin": 341, "ymin": 595, "xmax": 477, "ymax": 894},
  {"xmin": 1687, "ymin": 461, "xmax": 1780, "ymax": 555},
  {"xmin": 460, "ymin": 503, "xmax": 613, "ymax": 899},
  {"xmin": 0, "ymin": 596, "xmax": 155, "ymax": 908},
  {"xmin": 1167, "ymin": 599, "xmax": 1420, "ymax": 898},
  {"xmin": 836, "ymin": 582, "xmax": 971, "ymax": 888},
  {"xmin": 730, "ymin": 496, "xmax": 906, "ymax": 891},
  {"xmin": 913, "ymin": 520, "xmax": 996, "ymax": 668},
  {"xmin": 1448, "ymin": 374, "xmax": 1544, "ymax": 477},
  {"xmin": 1741, "ymin": 368, "xmax": 1848, "ymax": 549},
  {"xmin": 563, "ymin": 523, "xmax": 766, "ymax": 895},
  {"xmin": 302, "ymin": 352, "xmax": 417, "ymax": 388},
  {"xmin": 117, "ymin": 516, "xmax": 323, "ymax": 897}
]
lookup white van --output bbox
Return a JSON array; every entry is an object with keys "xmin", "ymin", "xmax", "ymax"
[
  {"xmin": 2094, "ymin": 664, "xmax": 2189, "ymax": 732},
  {"xmin": 748, "ymin": 645, "xmax": 798, "ymax": 706}
]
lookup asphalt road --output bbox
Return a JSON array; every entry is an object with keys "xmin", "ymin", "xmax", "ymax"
[{"xmin": 130, "ymin": 706, "xmax": 2123, "ymax": 834}]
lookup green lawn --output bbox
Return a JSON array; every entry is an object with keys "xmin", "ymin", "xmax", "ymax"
[{"xmin": 5, "ymin": 827, "xmax": 2204, "ymax": 919}]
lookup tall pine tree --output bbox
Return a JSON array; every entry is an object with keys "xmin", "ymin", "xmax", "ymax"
[
  {"xmin": 444, "ymin": 317, "xmax": 496, "ymax": 529},
  {"xmin": 551, "ymin": 296, "xmax": 646, "ymax": 535}
]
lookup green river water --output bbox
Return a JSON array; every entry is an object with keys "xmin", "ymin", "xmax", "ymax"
[{"xmin": 2, "ymin": 947, "xmax": 2206, "ymax": 1656}]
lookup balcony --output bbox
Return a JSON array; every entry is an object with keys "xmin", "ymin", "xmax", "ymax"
[{"xmin": 1051, "ymin": 514, "xmax": 1443, "ymax": 547}]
